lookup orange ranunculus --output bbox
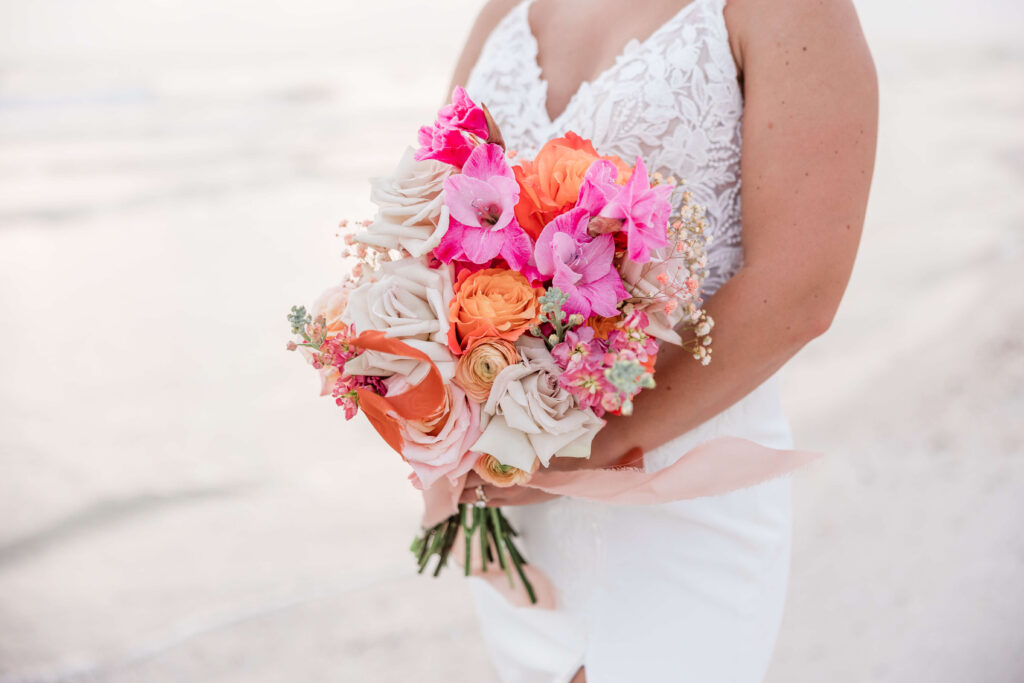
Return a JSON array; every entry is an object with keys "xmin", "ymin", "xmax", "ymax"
[
  {"xmin": 455, "ymin": 338, "xmax": 520, "ymax": 403},
  {"xmin": 448, "ymin": 268, "xmax": 542, "ymax": 354},
  {"xmin": 512, "ymin": 132, "xmax": 633, "ymax": 239},
  {"xmin": 473, "ymin": 453, "xmax": 539, "ymax": 488}
]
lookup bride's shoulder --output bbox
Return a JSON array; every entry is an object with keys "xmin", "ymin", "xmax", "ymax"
[
  {"xmin": 722, "ymin": 0, "xmax": 870, "ymax": 75},
  {"xmin": 448, "ymin": 0, "xmax": 525, "ymax": 92}
]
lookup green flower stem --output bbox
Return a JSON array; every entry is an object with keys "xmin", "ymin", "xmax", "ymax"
[
  {"xmin": 461, "ymin": 504, "xmax": 474, "ymax": 577},
  {"xmin": 478, "ymin": 507, "xmax": 491, "ymax": 572},
  {"xmin": 488, "ymin": 507, "xmax": 510, "ymax": 578},
  {"xmin": 433, "ymin": 517, "xmax": 459, "ymax": 577},
  {"xmin": 410, "ymin": 505, "xmax": 537, "ymax": 605}
]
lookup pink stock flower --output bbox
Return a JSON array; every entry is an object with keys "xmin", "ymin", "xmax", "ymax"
[
  {"xmin": 437, "ymin": 86, "xmax": 489, "ymax": 139},
  {"xmin": 534, "ymin": 207, "xmax": 628, "ymax": 318},
  {"xmin": 558, "ymin": 355, "xmax": 616, "ymax": 416},
  {"xmin": 551, "ymin": 326, "xmax": 599, "ymax": 369},
  {"xmin": 576, "ymin": 157, "xmax": 673, "ymax": 263},
  {"xmin": 331, "ymin": 373, "xmax": 386, "ymax": 420},
  {"xmin": 434, "ymin": 143, "xmax": 532, "ymax": 270},
  {"xmin": 607, "ymin": 310, "xmax": 659, "ymax": 358},
  {"xmin": 415, "ymin": 86, "xmax": 489, "ymax": 168}
]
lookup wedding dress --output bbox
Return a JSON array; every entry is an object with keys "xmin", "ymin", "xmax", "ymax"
[{"xmin": 464, "ymin": 1, "xmax": 793, "ymax": 680}]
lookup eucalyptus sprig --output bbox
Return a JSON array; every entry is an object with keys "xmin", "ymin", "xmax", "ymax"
[
  {"xmin": 530, "ymin": 287, "xmax": 585, "ymax": 348},
  {"xmin": 605, "ymin": 359, "xmax": 656, "ymax": 416},
  {"xmin": 286, "ymin": 305, "xmax": 328, "ymax": 351}
]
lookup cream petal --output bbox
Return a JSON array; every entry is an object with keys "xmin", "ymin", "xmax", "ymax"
[{"xmin": 470, "ymin": 415, "xmax": 538, "ymax": 471}]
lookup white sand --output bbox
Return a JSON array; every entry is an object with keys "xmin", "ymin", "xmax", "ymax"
[{"xmin": 1, "ymin": 1, "xmax": 1022, "ymax": 680}]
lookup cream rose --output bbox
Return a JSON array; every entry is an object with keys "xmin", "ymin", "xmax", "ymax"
[
  {"xmin": 619, "ymin": 256, "xmax": 686, "ymax": 345},
  {"xmin": 342, "ymin": 258, "xmax": 456, "ymax": 380},
  {"xmin": 470, "ymin": 336, "xmax": 604, "ymax": 471},
  {"xmin": 356, "ymin": 147, "xmax": 453, "ymax": 257}
]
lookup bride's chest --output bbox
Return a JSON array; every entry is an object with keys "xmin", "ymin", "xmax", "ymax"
[{"xmin": 465, "ymin": 0, "xmax": 744, "ymax": 176}]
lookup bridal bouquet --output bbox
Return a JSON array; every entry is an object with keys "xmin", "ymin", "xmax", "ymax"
[{"xmin": 287, "ymin": 87, "xmax": 713, "ymax": 603}]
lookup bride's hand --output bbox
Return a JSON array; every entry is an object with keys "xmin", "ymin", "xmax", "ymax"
[
  {"xmin": 458, "ymin": 471, "xmax": 557, "ymax": 507},
  {"xmin": 457, "ymin": 419, "xmax": 643, "ymax": 507}
]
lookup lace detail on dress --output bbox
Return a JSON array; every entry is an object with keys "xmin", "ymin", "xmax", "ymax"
[{"xmin": 465, "ymin": 0, "xmax": 745, "ymax": 294}]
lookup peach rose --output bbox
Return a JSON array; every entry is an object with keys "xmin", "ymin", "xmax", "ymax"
[
  {"xmin": 448, "ymin": 268, "xmax": 542, "ymax": 354},
  {"xmin": 455, "ymin": 338, "xmax": 520, "ymax": 403},
  {"xmin": 312, "ymin": 282, "xmax": 354, "ymax": 336},
  {"xmin": 473, "ymin": 453, "xmax": 538, "ymax": 488},
  {"xmin": 512, "ymin": 132, "xmax": 632, "ymax": 239}
]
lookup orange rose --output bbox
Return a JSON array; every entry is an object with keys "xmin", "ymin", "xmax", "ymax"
[
  {"xmin": 473, "ymin": 453, "xmax": 539, "ymax": 488},
  {"xmin": 455, "ymin": 338, "xmax": 520, "ymax": 403},
  {"xmin": 448, "ymin": 268, "xmax": 542, "ymax": 354},
  {"xmin": 512, "ymin": 132, "xmax": 633, "ymax": 239}
]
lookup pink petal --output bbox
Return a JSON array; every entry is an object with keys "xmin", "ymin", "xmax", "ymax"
[
  {"xmin": 433, "ymin": 222, "xmax": 466, "ymax": 263},
  {"xmin": 576, "ymin": 160, "xmax": 619, "ymax": 214},
  {"xmin": 578, "ymin": 269, "xmax": 629, "ymax": 317},
  {"xmin": 461, "ymin": 224, "xmax": 504, "ymax": 264},
  {"xmin": 462, "ymin": 143, "xmax": 513, "ymax": 181},
  {"xmin": 576, "ymin": 234, "xmax": 615, "ymax": 284},
  {"xmin": 444, "ymin": 175, "xmax": 499, "ymax": 227},
  {"xmin": 497, "ymin": 224, "xmax": 533, "ymax": 271}
]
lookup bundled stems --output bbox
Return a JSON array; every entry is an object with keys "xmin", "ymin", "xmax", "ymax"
[{"xmin": 410, "ymin": 503, "xmax": 536, "ymax": 605}]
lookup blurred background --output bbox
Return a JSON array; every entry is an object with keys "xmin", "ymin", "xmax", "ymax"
[{"xmin": 1, "ymin": 0, "xmax": 1022, "ymax": 681}]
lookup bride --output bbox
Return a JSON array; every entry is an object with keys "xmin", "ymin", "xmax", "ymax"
[{"xmin": 448, "ymin": 0, "xmax": 877, "ymax": 680}]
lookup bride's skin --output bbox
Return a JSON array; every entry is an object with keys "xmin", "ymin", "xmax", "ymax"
[{"xmin": 453, "ymin": 0, "xmax": 877, "ymax": 511}]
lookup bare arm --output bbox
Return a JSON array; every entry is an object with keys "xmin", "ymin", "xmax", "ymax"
[{"xmin": 576, "ymin": 0, "xmax": 879, "ymax": 463}]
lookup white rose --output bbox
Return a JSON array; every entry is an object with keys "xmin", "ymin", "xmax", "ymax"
[
  {"xmin": 342, "ymin": 258, "xmax": 456, "ymax": 380},
  {"xmin": 355, "ymin": 147, "xmax": 453, "ymax": 257},
  {"xmin": 470, "ymin": 336, "xmax": 604, "ymax": 470}
]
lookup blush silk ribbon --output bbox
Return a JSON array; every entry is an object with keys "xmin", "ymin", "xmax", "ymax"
[
  {"xmin": 422, "ymin": 437, "xmax": 819, "ymax": 608},
  {"xmin": 351, "ymin": 332, "xmax": 820, "ymax": 609}
]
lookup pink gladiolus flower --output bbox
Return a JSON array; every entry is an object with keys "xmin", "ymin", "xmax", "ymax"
[
  {"xmin": 437, "ymin": 86, "xmax": 489, "ymax": 139},
  {"xmin": 534, "ymin": 207, "xmax": 628, "ymax": 318},
  {"xmin": 576, "ymin": 159, "xmax": 621, "ymax": 214},
  {"xmin": 416, "ymin": 86, "xmax": 489, "ymax": 168},
  {"xmin": 416, "ymin": 124, "xmax": 474, "ymax": 168},
  {"xmin": 434, "ymin": 143, "xmax": 532, "ymax": 270},
  {"xmin": 576, "ymin": 157, "xmax": 673, "ymax": 263}
]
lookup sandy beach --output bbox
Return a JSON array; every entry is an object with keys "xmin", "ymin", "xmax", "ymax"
[{"xmin": 1, "ymin": 1, "xmax": 1023, "ymax": 680}]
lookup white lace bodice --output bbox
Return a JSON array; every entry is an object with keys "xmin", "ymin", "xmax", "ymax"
[{"xmin": 465, "ymin": 0, "xmax": 745, "ymax": 294}]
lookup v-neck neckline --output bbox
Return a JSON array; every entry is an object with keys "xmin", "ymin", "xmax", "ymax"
[{"xmin": 522, "ymin": 0, "xmax": 703, "ymax": 126}]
